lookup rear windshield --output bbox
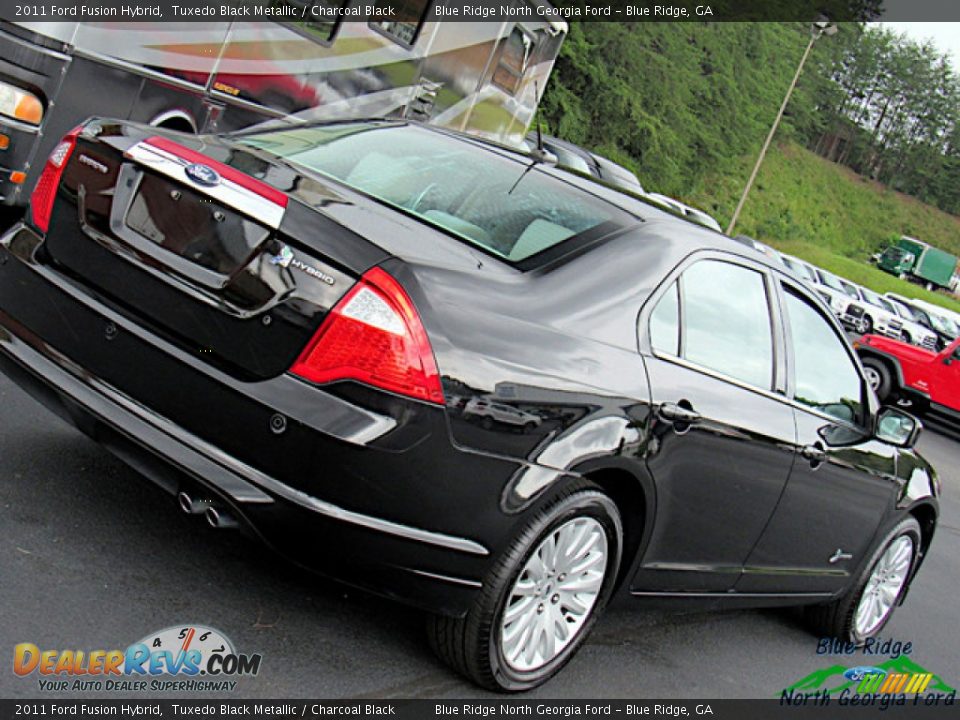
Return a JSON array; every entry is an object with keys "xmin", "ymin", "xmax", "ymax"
[
  {"xmin": 816, "ymin": 270, "xmax": 847, "ymax": 293},
  {"xmin": 928, "ymin": 311, "xmax": 958, "ymax": 336},
  {"xmin": 782, "ymin": 257, "xmax": 814, "ymax": 282},
  {"xmin": 839, "ymin": 279, "xmax": 860, "ymax": 298},
  {"xmin": 861, "ymin": 288, "xmax": 895, "ymax": 313},
  {"xmin": 890, "ymin": 300, "xmax": 918, "ymax": 321},
  {"xmin": 238, "ymin": 122, "xmax": 633, "ymax": 264}
]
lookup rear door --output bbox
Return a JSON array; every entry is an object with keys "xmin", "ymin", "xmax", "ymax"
[
  {"xmin": 635, "ymin": 254, "xmax": 797, "ymax": 593},
  {"xmin": 738, "ymin": 280, "xmax": 896, "ymax": 594}
]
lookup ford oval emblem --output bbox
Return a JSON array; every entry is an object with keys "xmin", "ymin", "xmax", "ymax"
[{"xmin": 184, "ymin": 163, "xmax": 220, "ymax": 187}]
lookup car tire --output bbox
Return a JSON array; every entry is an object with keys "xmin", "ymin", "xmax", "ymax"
[
  {"xmin": 481, "ymin": 416, "xmax": 494, "ymax": 430},
  {"xmin": 427, "ymin": 483, "xmax": 623, "ymax": 692},
  {"xmin": 861, "ymin": 358, "xmax": 893, "ymax": 402},
  {"xmin": 860, "ymin": 315, "xmax": 874, "ymax": 335},
  {"xmin": 901, "ymin": 331, "xmax": 911, "ymax": 345},
  {"xmin": 805, "ymin": 516, "xmax": 920, "ymax": 644},
  {"xmin": 524, "ymin": 422, "xmax": 537, "ymax": 433}
]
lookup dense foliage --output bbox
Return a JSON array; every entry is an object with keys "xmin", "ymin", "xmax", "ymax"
[
  {"xmin": 539, "ymin": 22, "xmax": 821, "ymax": 198},
  {"xmin": 538, "ymin": 22, "xmax": 960, "ymax": 308},
  {"xmin": 540, "ymin": 22, "xmax": 960, "ymax": 218}
]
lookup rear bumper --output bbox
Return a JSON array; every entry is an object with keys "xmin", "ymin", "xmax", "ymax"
[{"xmin": 0, "ymin": 224, "xmax": 523, "ymax": 617}]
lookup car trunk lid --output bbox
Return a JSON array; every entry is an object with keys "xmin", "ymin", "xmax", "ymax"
[{"xmin": 41, "ymin": 123, "xmax": 387, "ymax": 380}]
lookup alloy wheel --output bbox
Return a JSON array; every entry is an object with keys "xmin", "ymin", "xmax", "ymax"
[
  {"xmin": 854, "ymin": 535, "xmax": 913, "ymax": 638},
  {"xmin": 864, "ymin": 366, "xmax": 882, "ymax": 391},
  {"xmin": 499, "ymin": 517, "xmax": 608, "ymax": 672}
]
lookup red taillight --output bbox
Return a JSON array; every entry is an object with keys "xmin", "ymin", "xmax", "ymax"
[
  {"xmin": 30, "ymin": 126, "xmax": 81, "ymax": 233},
  {"xmin": 290, "ymin": 267, "xmax": 444, "ymax": 405}
]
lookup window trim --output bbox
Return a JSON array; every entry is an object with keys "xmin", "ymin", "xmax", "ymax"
[
  {"xmin": 492, "ymin": 25, "xmax": 537, "ymax": 97},
  {"xmin": 776, "ymin": 276, "xmax": 872, "ymax": 432},
  {"xmin": 639, "ymin": 250, "xmax": 784, "ymax": 395},
  {"xmin": 368, "ymin": 0, "xmax": 434, "ymax": 49},
  {"xmin": 277, "ymin": 0, "xmax": 349, "ymax": 47}
]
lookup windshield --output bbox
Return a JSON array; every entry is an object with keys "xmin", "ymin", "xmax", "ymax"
[
  {"xmin": 890, "ymin": 300, "xmax": 918, "ymax": 322},
  {"xmin": 546, "ymin": 144, "xmax": 593, "ymax": 175},
  {"xmin": 861, "ymin": 287, "xmax": 895, "ymax": 313},
  {"xmin": 687, "ymin": 209, "xmax": 722, "ymax": 232},
  {"xmin": 238, "ymin": 122, "xmax": 634, "ymax": 264},
  {"xmin": 816, "ymin": 270, "xmax": 847, "ymax": 293},
  {"xmin": 928, "ymin": 311, "xmax": 959, "ymax": 336},
  {"xmin": 782, "ymin": 257, "xmax": 815, "ymax": 282},
  {"xmin": 838, "ymin": 279, "xmax": 860, "ymax": 298}
]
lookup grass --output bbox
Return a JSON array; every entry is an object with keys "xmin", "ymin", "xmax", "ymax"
[
  {"xmin": 684, "ymin": 141, "xmax": 960, "ymax": 315},
  {"xmin": 774, "ymin": 241, "xmax": 960, "ymax": 315}
]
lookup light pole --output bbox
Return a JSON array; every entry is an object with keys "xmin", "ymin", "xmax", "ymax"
[{"xmin": 726, "ymin": 18, "xmax": 837, "ymax": 236}]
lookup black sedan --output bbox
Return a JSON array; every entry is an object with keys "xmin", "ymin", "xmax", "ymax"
[{"xmin": 0, "ymin": 119, "xmax": 939, "ymax": 692}]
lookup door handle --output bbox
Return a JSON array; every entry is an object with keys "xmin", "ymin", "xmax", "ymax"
[
  {"xmin": 801, "ymin": 443, "xmax": 827, "ymax": 465},
  {"xmin": 658, "ymin": 402, "xmax": 701, "ymax": 424}
]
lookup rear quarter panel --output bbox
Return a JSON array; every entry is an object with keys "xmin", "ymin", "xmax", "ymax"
[{"xmin": 403, "ymin": 223, "xmax": 699, "ymax": 507}]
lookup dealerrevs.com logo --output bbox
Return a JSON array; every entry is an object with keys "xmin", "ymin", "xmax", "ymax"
[{"xmin": 13, "ymin": 625, "xmax": 262, "ymax": 692}]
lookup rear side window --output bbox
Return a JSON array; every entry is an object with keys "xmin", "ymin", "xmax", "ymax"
[
  {"xmin": 782, "ymin": 287, "xmax": 864, "ymax": 424},
  {"xmin": 649, "ymin": 281, "xmax": 679, "ymax": 356},
  {"xmin": 648, "ymin": 260, "xmax": 774, "ymax": 390}
]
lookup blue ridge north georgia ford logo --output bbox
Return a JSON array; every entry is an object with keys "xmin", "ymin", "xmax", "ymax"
[{"xmin": 184, "ymin": 163, "xmax": 221, "ymax": 187}]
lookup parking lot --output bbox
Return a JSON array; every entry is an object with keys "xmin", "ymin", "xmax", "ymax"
[{"xmin": 1, "ymin": 370, "xmax": 958, "ymax": 699}]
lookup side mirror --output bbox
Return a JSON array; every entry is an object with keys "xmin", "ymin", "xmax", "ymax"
[{"xmin": 875, "ymin": 407, "xmax": 922, "ymax": 449}]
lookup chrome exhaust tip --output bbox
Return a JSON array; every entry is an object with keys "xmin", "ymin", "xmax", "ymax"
[
  {"xmin": 205, "ymin": 507, "xmax": 238, "ymax": 529},
  {"xmin": 178, "ymin": 491, "xmax": 209, "ymax": 515}
]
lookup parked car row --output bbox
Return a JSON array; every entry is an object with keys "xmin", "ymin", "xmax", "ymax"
[
  {"xmin": 526, "ymin": 134, "xmax": 725, "ymax": 234},
  {"xmin": 772, "ymin": 252, "xmax": 955, "ymax": 351}
]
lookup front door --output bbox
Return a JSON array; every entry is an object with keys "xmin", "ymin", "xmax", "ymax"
[
  {"xmin": 739, "ymin": 283, "xmax": 897, "ymax": 594},
  {"xmin": 635, "ymin": 257, "xmax": 797, "ymax": 592}
]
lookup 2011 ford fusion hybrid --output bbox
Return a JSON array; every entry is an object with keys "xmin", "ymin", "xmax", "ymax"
[{"xmin": 0, "ymin": 119, "xmax": 940, "ymax": 691}]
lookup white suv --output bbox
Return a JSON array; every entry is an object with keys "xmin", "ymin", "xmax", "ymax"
[
  {"xmin": 462, "ymin": 398, "xmax": 543, "ymax": 431},
  {"xmin": 882, "ymin": 296, "xmax": 939, "ymax": 350},
  {"xmin": 778, "ymin": 254, "xmax": 855, "ymax": 319},
  {"xmin": 841, "ymin": 285, "xmax": 905, "ymax": 339}
]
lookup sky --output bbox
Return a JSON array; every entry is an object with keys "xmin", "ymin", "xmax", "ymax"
[{"xmin": 879, "ymin": 23, "xmax": 960, "ymax": 72}]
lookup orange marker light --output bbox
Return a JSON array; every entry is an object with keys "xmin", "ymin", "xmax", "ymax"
[
  {"xmin": 15, "ymin": 95, "xmax": 43, "ymax": 124},
  {"xmin": 0, "ymin": 134, "xmax": 9, "ymax": 150},
  {"xmin": 10, "ymin": 171, "xmax": 26, "ymax": 184}
]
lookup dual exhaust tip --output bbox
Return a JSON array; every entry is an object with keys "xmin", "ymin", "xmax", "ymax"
[{"xmin": 177, "ymin": 491, "xmax": 238, "ymax": 529}]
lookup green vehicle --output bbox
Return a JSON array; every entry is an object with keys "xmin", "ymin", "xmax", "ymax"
[{"xmin": 878, "ymin": 236, "xmax": 958, "ymax": 290}]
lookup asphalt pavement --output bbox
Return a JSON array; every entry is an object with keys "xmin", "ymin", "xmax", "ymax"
[{"xmin": 1, "ymin": 371, "xmax": 958, "ymax": 699}]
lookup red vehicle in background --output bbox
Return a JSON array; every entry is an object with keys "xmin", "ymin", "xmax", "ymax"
[{"xmin": 855, "ymin": 334, "xmax": 960, "ymax": 424}]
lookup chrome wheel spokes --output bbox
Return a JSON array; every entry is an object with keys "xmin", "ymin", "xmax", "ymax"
[
  {"xmin": 854, "ymin": 535, "xmax": 913, "ymax": 638},
  {"xmin": 500, "ymin": 517, "xmax": 608, "ymax": 672}
]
